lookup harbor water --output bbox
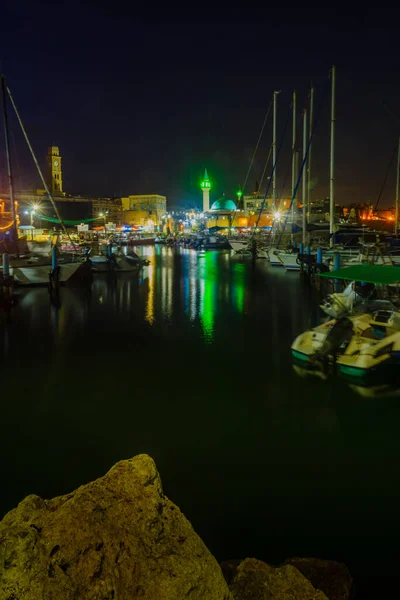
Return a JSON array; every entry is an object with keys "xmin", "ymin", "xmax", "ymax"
[{"xmin": 2, "ymin": 245, "xmax": 400, "ymax": 597}]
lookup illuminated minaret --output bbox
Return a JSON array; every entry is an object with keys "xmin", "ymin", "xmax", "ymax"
[{"xmin": 200, "ymin": 168, "xmax": 211, "ymax": 212}]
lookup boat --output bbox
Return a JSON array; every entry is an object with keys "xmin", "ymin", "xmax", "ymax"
[
  {"xmin": 128, "ymin": 233, "xmax": 156, "ymax": 245},
  {"xmin": 229, "ymin": 239, "xmax": 250, "ymax": 253},
  {"xmin": 291, "ymin": 314, "xmax": 356, "ymax": 365},
  {"xmin": 8, "ymin": 260, "xmax": 90, "ymax": 286},
  {"xmin": 336, "ymin": 309, "xmax": 400, "ymax": 379},
  {"xmin": 91, "ymin": 249, "xmax": 148, "ymax": 273},
  {"xmin": 154, "ymin": 235, "xmax": 166, "ymax": 244},
  {"xmin": 201, "ymin": 235, "xmax": 231, "ymax": 250},
  {"xmin": 292, "ymin": 265, "xmax": 400, "ymax": 368}
]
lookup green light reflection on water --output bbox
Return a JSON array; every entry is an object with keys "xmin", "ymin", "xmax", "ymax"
[
  {"xmin": 199, "ymin": 252, "xmax": 218, "ymax": 343},
  {"xmin": 232, "ymin": 263, "xmax": 245, "ymax": 314}
]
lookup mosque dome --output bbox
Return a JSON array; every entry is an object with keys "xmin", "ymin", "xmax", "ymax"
[{"xmin": 210, "ymin": 198, "xmax": 237, "ymax": 211}]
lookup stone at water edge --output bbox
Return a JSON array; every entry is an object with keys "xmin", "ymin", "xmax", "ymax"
[
  {"xmin": 284, "ymin": 557, "xmax": 354, "ymax": 600},
  {"xmin": 229, "ymin": 558, "xmax": 328, "ymax": 599},
  {"xmin": 0, "ymin": 454, "xmax": 231, "ymax": 600}
]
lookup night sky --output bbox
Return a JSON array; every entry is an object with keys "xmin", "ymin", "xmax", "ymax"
[{"xmin": 2, "ymin": 3, "xmax": 400, "ymax": 208}]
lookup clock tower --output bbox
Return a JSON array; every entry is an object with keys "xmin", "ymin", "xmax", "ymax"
[{"xmin": 46, "ymin": 146, "xmax": 63, "ymax": 194}]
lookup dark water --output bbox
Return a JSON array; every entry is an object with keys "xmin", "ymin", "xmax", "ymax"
[{"xmin": 2, "ymin": 245, "xmax": 400, "ymax": 598}]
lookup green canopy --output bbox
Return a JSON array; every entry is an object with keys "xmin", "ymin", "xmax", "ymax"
[
  {"xmin": 318, "ymin": 264, "xmax": 400, "ymax": 285},
  {"xmin": 36, "ymin": 214, "xmax": 103, "ymax": 226}
]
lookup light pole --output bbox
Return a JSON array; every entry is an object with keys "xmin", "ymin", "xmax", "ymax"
[
  {"xmin": 99, "ymin": 212, "xmax": 106, "ymax": 237},
  {"xmin": 25, "ymin": 204, "xmax": 39, "ymax": 240}
]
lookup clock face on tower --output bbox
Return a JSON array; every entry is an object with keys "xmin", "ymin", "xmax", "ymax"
[{"xmin": 54, "ymin": 161, "xmax": 59, "ymax": 167}]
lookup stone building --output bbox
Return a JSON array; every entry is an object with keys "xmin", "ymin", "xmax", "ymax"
[{"xmin": 121, "ymin": 194, "xmax": 167, "ymax": 229}]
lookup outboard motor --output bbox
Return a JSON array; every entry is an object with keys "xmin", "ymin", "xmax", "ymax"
[{"xmin": 313, "ymin": 317, "xmax": 354, "ymax": 361}]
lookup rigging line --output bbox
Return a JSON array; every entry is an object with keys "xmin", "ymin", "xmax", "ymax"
[
  {"xmin": 374, "ymin": 142, "xmax": 398, "ymax": 211},
  {"xmin": 258, "ymin": 144, "xmax": 272, "ymax": 194},
  {"xmin": 10, "ymin": 129, "xmax": 22, "ymax": 193},
  {"xmin": 241, "ymin": 101, "xmax": 272, "ymax": 195},
  {"xmin": 6, "ymin": 84, "xmax": 77, "ymax": 251},
  {"xmin": 274, "ymin": 140, "xmax": 297, "ymax": 208},
  {"xmin": 384, "ymin": 104, "xmax": 400, "ymax": 127},
  {"xmin": 276, "ymin": 77, "xmax": 330, "ymax": 248},
  {"xmin": 253, "ymin": 99, "xmax": 293, "ymax": 232}
]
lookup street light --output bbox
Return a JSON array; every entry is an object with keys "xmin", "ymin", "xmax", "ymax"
[{"xmin": 99, "ymin": 213, "xmax": 107, "ymax": 236}]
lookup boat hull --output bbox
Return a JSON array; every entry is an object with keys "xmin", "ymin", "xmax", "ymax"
[
  {"xmin": 9, "ymin": 262, "xmax": 87, "ymax": 287},
  {"xmin": 128, "ymin": 237, "xmax": 156, "ymax": 246}
]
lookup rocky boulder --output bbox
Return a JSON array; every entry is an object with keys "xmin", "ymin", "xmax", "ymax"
[
  {"xmin": 284, "ymin": 558, "xmax": 354, "ymax": 600},
  {"xmin": 0, "ymin": 454, "xmax": 230, "ymax": 600},
  {"xmin": 228, "ymin": 558, "xmax": 328, "ymax": 599}
]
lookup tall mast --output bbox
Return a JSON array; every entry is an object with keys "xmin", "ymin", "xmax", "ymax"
[
  {"xmin": 329, "ymin": 65, "xmax": 336, "ymax": 248},
  {"xmin": 396, "ymin": 136, "xmax": 400, "ymax": 237},
  {"xmin": 302, "ymin": 108, "xmax": 308, "ymax": 246},
  {"xmin": 291, "ymin": 90, "xmax": 296, "ymax": 243},
  {"xmin": 307, "ymin": 85, "xmax": 314, "ymax": 223},
  {"xmin": 272, "ymin": 90, "xmax": 280, "ymax": 210},
  {"xmin": 1, "ymin": 74, "xmax": 17, "ymax": 242}
]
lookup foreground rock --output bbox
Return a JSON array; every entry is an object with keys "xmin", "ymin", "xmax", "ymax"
[
  {"xmin": 284, "ymin": 558, "xmax": 354, "ymax": 600},
  {"xmin": 0, "ymin": 454, "xmax": 230, "ymax": 600},
  {"xmin": 228, "ymin": 558, "xmax": 328, "ymax": 599}
]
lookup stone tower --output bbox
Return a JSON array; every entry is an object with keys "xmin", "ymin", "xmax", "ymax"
[
  {"xmin": 46, "ymin": 146, "xmax": 63, "ymax": 194},
  {"xmin": 200, "ymin": 168, "xmax": 211, "ymax": 212}
]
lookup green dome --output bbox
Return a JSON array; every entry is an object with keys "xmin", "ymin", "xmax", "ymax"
[{"xmin": 210, "ymin": 198, "xmax": 237, "ymax": 211}]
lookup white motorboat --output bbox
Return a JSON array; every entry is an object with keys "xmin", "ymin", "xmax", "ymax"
[{"xmin": 267, "ymin": 247, "xmax": 297, "ymax": 267}]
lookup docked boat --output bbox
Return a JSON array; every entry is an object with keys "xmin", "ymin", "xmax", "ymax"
[
  {"xmin": 1, "ymin": 254, "xmax": 92, "ymax": 287},
  {"xmin": 292, "ymin": 265, "xmax": 400, "ymax": 373},
  {"xmin": 201, "ymin": 235, "xmax": 231, "ymax": 250},
  {"xmin": 291, "ymin": 314, "xmax": 356, "ymax": 365},
  {"xmin": 229, "ymin": 239, "xmax": 250, "ymax": 253},
  {"xmin": 128, "ymin": 233, "xmax": 156, "ymax": 245},
  {"xmin": 91, "ymin": 250, "xmax": 148, "ymax": 273},
  {"xmin": 337, "ymin": 309, "xmax": 400, "ymax": 379}
]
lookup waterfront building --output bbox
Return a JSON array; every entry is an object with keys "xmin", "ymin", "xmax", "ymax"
[
  {"xmin": 243, "ymin": 194, "xmax": 292, "ymax": 217},
  {"xmin": 205, "ymin": 197, "xmax": 247, "ymax": 229},
  {"xmin": 121, "ymin": 194, "xmax": 167, "ymax": 229},
  {"xmin": 0, "ymin": 146, "xmax": 124, "ymax": 227}
]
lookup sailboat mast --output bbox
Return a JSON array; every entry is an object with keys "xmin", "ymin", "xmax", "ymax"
[
  {"xmin": 291, "ymin": 90, "xmax": 296, "ymax": 243},
  {"xmin": 329, "ymin": 65, "xmax": 336, "ymax": 248},
  {"xmin": 307, "ymin": 85, "xmax": 314, "ymax": 223},
  {"xmin": 272, "ymin": 90, "xmax": 279, "ymax": 210},
  {"xmin": 396, "ymin": 136, "xmax": 400, "ymax": 237},
  {"xmin": 1, "ymin": 75, "xmax": 17, "ymax": 242},
  {"xmin": 302, "ymin": 108, "xmax": 308, "ymax": 246}
]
